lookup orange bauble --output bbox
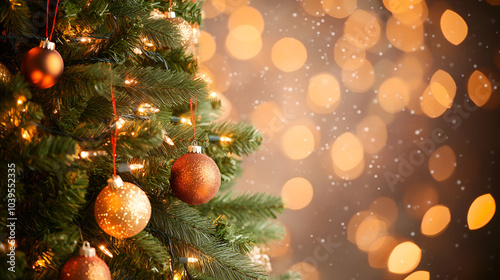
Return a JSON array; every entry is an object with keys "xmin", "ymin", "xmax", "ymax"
[
  {"xmin": 170, "ymin": 145, "xmax": 221, "ymax": 205},
  {"xmin": 21, "ymin": 40, "xmax": 64, "ymax": 89},
  {"xmin": 60, "ymin": 242, "xmax": 111, "ymax": 280},
  {"xmin": 94, "ymin": 176, "xmax": 151, "ymax": 238}
]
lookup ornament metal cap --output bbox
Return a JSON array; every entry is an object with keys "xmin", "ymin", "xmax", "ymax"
[
  {"xmin": 79, "ymin": 241, "xmax": 96, "ymax": 258},
  {"xmin": 187, "ymin": 145, "xmax": 202, "ymax": 153},
  {"xmin": 107, "ymin": 175, "xmax": 124, "ymax": 189},
  {"xmin": 39, "ymin": 39, "xmax": 55, "ymax": 50},
  {"xmin": 167, "ymin": 11, "xmax": 176, "ymax": 18}
]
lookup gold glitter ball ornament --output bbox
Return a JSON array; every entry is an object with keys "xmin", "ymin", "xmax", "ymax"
[
  {"xmin": 170, "ymin": 145, "xmax": 221, "ymax": 205},
  {"xmin": 60, "ymin": 241, "xmax": 111, "ymax": 280},
  {"xmin": 21, "ymin": 40, "xmax": 64, "ymax": 89},
  {"xmin": 166, "ymin": 11, "xmax": 194, "ymax": 50},
  {"xmin": 0, "ymin": 62, "xmax": 12, "ymax": 83},
  {"xmin": 94, "ymin": 176, "xmax": 151, "ymax": 238}
]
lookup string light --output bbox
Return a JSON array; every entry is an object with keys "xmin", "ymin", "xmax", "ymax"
[
  {"xmin": 32, "ymin": 258, "xmax": 46, "ymax": 270},
  {"xmin": 21, "ymin": 129, "xmax": 30, "ymax": 140},
  {"xmin": 163, "ymin": 131, "xmax": 175, "ymax": 146},
  {"xmin": 210, "ymin": 91, "xmax": 218, "ymax": 98},
  {"xmin": 141, "ymin": 37, "xmax": 154, "ymax": 47},
  {"xmin": 179, "ymin": 257, "xmax": 199, "ymax": 264},
  {"xmin": 99, "ymin": 245, "xmax": 114, "ymax": 258},
  {"xmin": 137, "ymin": 103, "xmax": 160, "ymax": 114},
  {"xmin": 79, "ymin": 150, "xmax": 107, "ymax": 159},
  {"xmin": 129, "ymin": 164, "xmax": 144, "ymax": 170},
  {"xmin": 116, "ymin": 118, "xmax": 126, "ymax": 129},
  {"xmin": 133, "ymin": 47, "xmax": 143, "ymax": 54},
  {"xmin": 220, "ymin": 136, "xmax": 232, "ymax": 142},
  {"xmin": 180, "ymin": 117, "xmax": 193, "ymax": 125},
  {"xmin": 17, "ymin": 96, "xmax": 26, "ymax": 105},
  {"xmin": 124, "ymin": 79, "xmax": 137, "ymax": 85}
]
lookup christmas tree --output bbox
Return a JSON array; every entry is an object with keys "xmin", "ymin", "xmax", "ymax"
[{"xmin": 0, "ymin": 0, "xmax": 300, "ymax": 279}]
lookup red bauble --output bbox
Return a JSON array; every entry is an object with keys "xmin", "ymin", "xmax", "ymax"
[
  {"xmin": 21, "ymin": 40, "xmax": 64, "ymax": 89},
  {"xmin": 170, "ymin": 145, "xmax": 221, "ymax": 205},
  {"xmin": 60, "ymin": 242, "xmax": 111, "ymax": 280}
]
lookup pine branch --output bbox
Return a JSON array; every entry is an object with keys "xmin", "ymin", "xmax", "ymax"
[
  {"xmin": 270, "ymin": 271, "xmax": 303, "ymax": 280},
  {"xmin": 115, "ymin": 65, "xmax": 208, "ymax": 107},
  {"xmin": 149, "ymin": 199, "xmax": 266, "ymax": 280},
  {"xmin": 197, "ymin": 191, "xmax": 284, "ymax": 222},
  {"xmin": 205, "ymin": 121, "xmax": 263, "ymax": 157},
  {"xmin": 0, "ymin": 0, "xmax": 33, "ymax": 35}
]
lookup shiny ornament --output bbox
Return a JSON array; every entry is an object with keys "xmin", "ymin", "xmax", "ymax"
[
  {"xmin": 21, "ymin": 40, "xmax": 64, "ymax": 89},
  {"xmin": 0, "ymin": 62, "xmax": 12, "ymax": 83},
  {"xmin": 60, "ymin": 241, "xmax": 111, "ymax": 280},
  {"xmin": 170, "ymin": 145, "xmax": 221, "ymax": 205},
  {"xmin": 94, "ymin": 176, "xmax": 151, "ymax": 238},
  {"xmin": 166, "ymin": 11, "xmax": 194, "ymax": 50}
]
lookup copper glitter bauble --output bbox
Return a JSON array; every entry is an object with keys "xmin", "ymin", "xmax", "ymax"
[
  {"xmin": 0, "ymin": 62, "xmax": 12, "ymax": 83},
  {"xmin": 94, "ymin": 176, "xmax": 151, "ymax": 238},
  {"xmin": 60, "ymin": 242, "xmax": 111, "ymax": 280},
  {"xmin": 170, "ymin": 146, "xmax": 221, "ymax": 205},
  {"xmin": 21, "ymin": 40, "xmax": 64, "ymax": 89},
  {"xmin": 167, "ymin": 11, "xmax": 194, "ymax": 50}
]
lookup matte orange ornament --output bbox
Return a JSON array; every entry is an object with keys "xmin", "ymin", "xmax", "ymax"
[
  {"xmin": 21, "ymin": 40, "xmax": 64, "ymax": 89},
  {"xmin": 60, "ymin": 241, "xmax": 111, "ymax": 280},
  {"xmin": 170, "ymin": 145, "xmax": 221, "ymax": 205}
]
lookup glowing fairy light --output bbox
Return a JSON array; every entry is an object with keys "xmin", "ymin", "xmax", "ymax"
[
  {"xmin": 220, "ymin": 136, "xmax": 232, "ymax": 142},
  {"xmin": 129, "ymin": 164, "xmax": 144, "ymax": 170},
  {"xmin": 138, "ymin": 103, "xmax": 160, "ymax": 114},
  {"xmin": 163, "ymin": 131, "xmax": 175, "ymax": 146},
  {"xmin": 210, "ymin": 91, "xmax": 218, "ymax": 98},
  {"xmin": 116, "ymin": 118, "xmax": 126, "ymax": 129},
  {"xmin": 181, "ymin": 118, "xmax": 193, "ymax": 125},
  {"xmin": 99, "ymin": 245, "xmax": 114, "ymax": 258}
]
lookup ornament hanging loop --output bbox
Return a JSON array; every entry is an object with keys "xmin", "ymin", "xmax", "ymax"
[{"xmin": 107, "ymin": 175, "xmax": 123, "ymax": 190}]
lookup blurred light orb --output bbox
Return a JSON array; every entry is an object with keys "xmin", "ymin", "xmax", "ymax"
[
  {"xmin": 331, "ymin": 132, "xmax": 364, "ymax": 171},
  {"xmin": 290, "ymin": 261, "xmax": 320, "ymax": 280},
  {"xmin": 368, "ymin": 236, "xmax": 398, "ymax": 268},
  {"xmin": 344, "ymin": 9, "xmax": 381, "ymax": 50},
  {"xmin": 282, "ymin": 125, "xmax": 315, "ymax": 160},
  {"xmin": 322, "ymin": 0, "xmax": 357, "ymax": 19},
  {"xmin": 386, "ymin": 16, "xmax": 425, "ymax": 52},
  {"xmin": 225, "ymin": 25, "xmax": 262, "ymax": 60},
  {"xmin": 404, "ymin": 183, "xmax": 439, "ymax": 219},
  {"xmin": 394, "ymin": 0, "xmax": 429, "ymax": 26},
  {"xmin": 383, "ymin": 0, "xmax": 423, "ymax": 14},
  {"xmin": 251, "ymin": 101, "xmax": 285, "ymax": 134},
  {"xmin": 341, "ymin": 60, "xmax": 375, "ymax": 93},
  {"xmin": 333, "ymin": 158, "xmax": 365, "ymax": 180},
  {"xmin": 356, "ymin": 216, "xmax": 388, "ymax": 251},
  {"xmin": 334, "ymin": 36, "xmax": 366, "ymax": 71},
  {"xmin": 300, "ymin": 0, "xmax": 325, "ymax": 17},
  {"xmin": 198, "ymin": 30, "xmax": 216, "ymax": 62},
  {"xmin": 228, "ymin": 6, "xmax": 264, "ymax": 34},
  {"xmin": 378, "ymin": 77, "xmax": 411, "ymax": 113},
  {"xmin": 430, "ymin": 70, "xmax": 456, "ymax": 108},
  {"xmin": 281, "ymin": 177, "xmax": 314, "ymax": 210},
  {"xmin": 307, "ymin": 72, "xmax": 341, "ymax": 113},
  {"xmin": 467, "ymin": 193, "xmax": 496, "ymax": 230},
  {"xmin": 428, "ymin": 145, "xmax": 456, "ymax": 182},
  {"xmin": 370, "ymin": 197, "xmax": 398, "ymax": 226},
  {"xmin": 356, "ymin": 115, "xmax": 388, "ymax": 154},
  {"xmin": 440, "ymin": 9, "xmax": 468, "ymax": 45},
  {"xmin": 421, "ymin": 205, "xmax": 451, "ymax": 237},
  {"xmin": 405, "ymin": 270, "xmax": 430, "ymax": 280},
  {"xmin": 420, "ymin": 85, "xmax": 448, "ymax": 118},
  {"xmin": 388, "ymin": 241, "xmax": 422, "ymax": 274},
  {"xmin": 272, "ymin": 37, "xmax": 308, "ymax": 72},
  {"xmin": 468, "ymin": 70, "xmax": 492, "ymax": 107}
]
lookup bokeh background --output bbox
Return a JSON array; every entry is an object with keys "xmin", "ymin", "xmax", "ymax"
[{"xmin": 198, "ymin": 0, "xmax": 500, "ymax": 279}]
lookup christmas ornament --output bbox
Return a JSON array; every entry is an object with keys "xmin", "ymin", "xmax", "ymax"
[
  {"xmin": 60, "ymin": 241, "xmax": 111, "ymax": 280},
  {"xmin": 21, "ymin": 40, "xmax": 64, "ymax": 89},
  {"xmin": 0, "ymin": 62, "xmax": 12, "ymax": 83},
  {"xmin": 170, "ymin": 145, "xmax": 221, "ymax": 205},
  {"xmin": 166, "ymin": 10, "xmax": 194, "ymax": 50},
  {"xmin": 94, "ymin": 175, "xmax": 151, "ymax": 238}
]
